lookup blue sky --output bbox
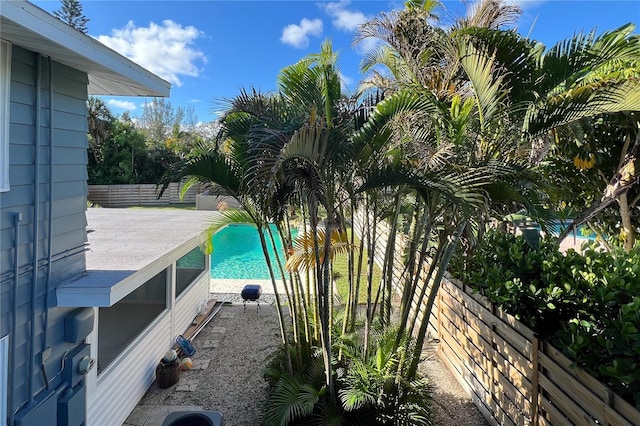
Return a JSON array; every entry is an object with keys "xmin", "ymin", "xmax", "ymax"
[{"xmin": 33, "ymin": 0, "xmax": 640, "ymax": 123}]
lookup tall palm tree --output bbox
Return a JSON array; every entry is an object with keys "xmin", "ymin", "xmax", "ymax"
[{"xmin": 350, "ymin": 0, "xmax": 640, "ymax": 382}]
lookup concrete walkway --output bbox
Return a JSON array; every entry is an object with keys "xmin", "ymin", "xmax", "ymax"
[{"xmin": 209, "ymin": 278, "xmax": 287, "ymax": 304}]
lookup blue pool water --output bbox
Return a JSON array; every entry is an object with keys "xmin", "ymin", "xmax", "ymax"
[
  {"xmin": 210, "ymin": 223, "xmax": 292, "ymax": 279},
  {"xmin": 549, "ymin": 220, "xmax": 596, "ymax": 240}
]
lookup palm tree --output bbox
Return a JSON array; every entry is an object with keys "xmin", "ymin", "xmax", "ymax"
[
  {"xmin": 350, "ymin": 0, "xmax": 640, "ymax": 382},
  {"xmin": 87, "ymin": 96, "xmax": 113, "ymax": 166}
]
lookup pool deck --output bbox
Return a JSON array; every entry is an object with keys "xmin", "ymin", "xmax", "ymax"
[
  {"xmin": 210, "ymin": 278, "xmax": 290, "ymax": 304},
  {"xmin": 210, "ymin": 278, "xmax": 286, "ymax": 294}
]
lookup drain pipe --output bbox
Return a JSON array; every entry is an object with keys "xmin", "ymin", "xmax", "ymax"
[
  {"xmin": 9, "ymin": 213, "xmax": 22, "ymax": 426},
  {"xmin": 28, "ymin": 52, "xmax": 42, "ymax": 406},
  {"xmin": 41, "ymin": 56, "xmax": 54, "ymax": 389}
]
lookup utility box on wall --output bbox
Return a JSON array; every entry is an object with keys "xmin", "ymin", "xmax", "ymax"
[
  {"xmin": 64, "ymin": 308, "xmax": 94, "ymax": 344},
  {"xmin": 14, "ymin": 391, "xmax": 57, "ymax": 426},
  {"xmin": 63, "ymin": 344, "xmax": 93, "ymax": 388},
  {"xmin": 57, "ymin": 383, "xmax": 86, "ymax": 426}
]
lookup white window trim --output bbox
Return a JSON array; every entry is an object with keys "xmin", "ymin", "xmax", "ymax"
[
  {"xmin": 0, "ymin": 40, "xmax": 11, "ymax": 192},
  {"xmin": 0, "ymin": 335, "xmax": 8, "ymax": 424}
]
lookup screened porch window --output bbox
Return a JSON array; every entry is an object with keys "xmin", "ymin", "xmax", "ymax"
[
  {"xmin": 176, "ymin": 247, "xmax": 206, "ymax": 298},
  {"xmin": 97, "ymin": 269, "xmax": 168, "ymax": 374}
]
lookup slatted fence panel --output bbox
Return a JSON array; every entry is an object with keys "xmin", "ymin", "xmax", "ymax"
[
  {"xmin": 351, "ymin": 210, "xmax": 640, "ymax": 425},
  {"xmin": 88, "ymin": 183, "xmax": 206, "ymax": 206},
  {"xmin": 442, "ymin": 278, "xmax": 640, "ymax": 426}
]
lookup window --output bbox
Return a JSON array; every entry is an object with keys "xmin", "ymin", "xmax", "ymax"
[
  {"xmin": 176, "ymin": 247, "xmax": 206, "ymax": 298},
  {"xmin": 97, "ymin": 269, "xmax": 168, "ymax": 374},
  {"xmin": 0, "ymin": 40, "xmax": 11, "ymax": 192}
]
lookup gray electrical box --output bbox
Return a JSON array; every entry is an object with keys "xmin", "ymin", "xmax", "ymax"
[
  {"xmin": 14, "ymin": 390, "xmax": 56, "ymax": 426},
  {"xmin": 57, "ymin": 383, "xmax": 86, "ymax": 426},
  {"xmin": 63, "ymin": 344, "xmax": 92, "ymax": 388},
  {"xmin": 64, "ymin": 308, "xmax": 94, "ymax": 344}
]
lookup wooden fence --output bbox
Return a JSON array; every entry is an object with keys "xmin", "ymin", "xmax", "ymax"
[
  {"xmin": 436, "ymin": 277, "xmax": 640, "ymax": 425},
  {"xmin": 352, "ymin": 211, "xmax": 640, "ymax": 425},
  {"xmin": 88, "ymin": 184, "xmax": 206, "ymax": 207}
]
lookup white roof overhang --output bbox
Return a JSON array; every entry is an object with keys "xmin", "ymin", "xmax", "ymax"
[
  {"xmin": 57, "ymin": 209, "xmax": 216, "ymax": 307},
  {"xmin": 0, "ymin": 0, "xmax": 170, "ymax": 97}
]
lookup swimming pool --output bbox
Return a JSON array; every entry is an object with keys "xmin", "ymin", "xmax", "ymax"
[
  {"xmin": 210, "ymin": 223, "xmax": 293, "ymax": 279},
  {"xmin": 549, "ymin": 220, "xmax": 596, "ymax": 240}
]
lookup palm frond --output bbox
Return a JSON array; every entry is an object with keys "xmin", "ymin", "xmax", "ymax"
[
  {"xmin": 353, "ymin": 89, "xmax": 439, "ymax": 150},
  {"xmin": 525, "ymin": 78, "xmax": 640, "ymax": 136},
  {"xmin": 263, "ymin": 374, "xmax": 321, "ymax": 426},
  {"xmin": 157, "ymin": 150, "xmax": 243, "ymax": 199},
  {"xmin": 199, "ymin": 209, "xmax": 256, "ymax": 255},
  {"xmin": 539, "ymin": 24, "xmax": 640, "ymax": 97},
  {"xmin": 286, "ymin": 228, "xmax": 352, "ymax": 271},
  {"xmin": 458, "ymin": 40, "xmax": 506, "ymax": 127}
]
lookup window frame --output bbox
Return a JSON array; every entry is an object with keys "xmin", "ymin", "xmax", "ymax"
[
  {"xmin": 0, "ymin": 40, "xmax": 11, "ymax": 192},
  {"xmin": 0, "ymin": 335, "xmax": 8, "ymax": 423}
]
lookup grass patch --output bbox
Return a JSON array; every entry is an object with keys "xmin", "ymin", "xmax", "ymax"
[{"xmin": 332, "ymin": 229, "xmax": 382, "ymax": 304}]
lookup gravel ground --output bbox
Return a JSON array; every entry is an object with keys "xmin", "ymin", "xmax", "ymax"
[{"xmin": 137, "ymin": 299, "xmax": 486, "ymax": 425}]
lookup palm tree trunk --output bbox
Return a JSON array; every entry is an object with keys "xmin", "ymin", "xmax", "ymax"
[
  {"xmin": 257, "ymin": 227, "xmax": 293, "ymax": 375},
  {"xmin": 408, "ymin": 221, "xmax": 466, "ymax": 379},
  {"xmin": 351, "ymin": 207, "xmax": 367, "ymax": 331},
  {"xmin": 321, "ymin": 217, "xmax": 337, "ymax": 406},
  {"xmin": 398, "ymin": 205, "xmax": 431, "ymax": 340},
  {"xmin": 364, "ymin": 201, "xmax": 378, "ymax": 359},
  {"xmin": 407, "ymin": 237, "xmax": 441, "ymax": 338},
  {"xmin": 339, "ymin": 202, "xmax": 356, "ymax": 353},
  {"xmin": 382, "ymin": 193, "xmax": 403, "ymax": 325}
]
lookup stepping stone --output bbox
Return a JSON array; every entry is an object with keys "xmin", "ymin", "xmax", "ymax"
[
  {"xmin": 212, "ymin": 326, "xmax": 226, "ymax": 333},
  {"xmin": 191, "ymin": 359, "xmax": 210, "ymax": 370},
  {"xmin": 219, "ymin": 311, "xmax": 235, "ymax": 319},
  {"xmin": 176, "ymin": 378, "xmax": 199, "ymax": 392},
  {"xmin": 201, "ymin": 339, "xmax": 220, "ymax": 349}
]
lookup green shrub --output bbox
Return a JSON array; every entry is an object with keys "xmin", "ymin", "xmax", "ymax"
[{"xmin": 451, "ymin": 230, "xmax": 640, "ymax": 408}]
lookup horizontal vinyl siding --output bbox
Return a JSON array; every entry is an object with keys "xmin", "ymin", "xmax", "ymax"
[
  {"xmin": 174, "ymin": 271, "xmax": 209, "ymax": 336},
  {"xmin": 0, "ymin": 46, "xmax": 90, "ymax": 416},
  {"xmin": 89, "ymin": 313, "xmax": 173, "ymax": 426}
]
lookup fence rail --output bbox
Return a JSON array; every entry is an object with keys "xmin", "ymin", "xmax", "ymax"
[
  {"xmin": 88, "ymin": 184, "xmax": 206, "ymax": 207},
  {"xmin": 352, "ymin": 210, "xmax": 640, "ymax": 425}
]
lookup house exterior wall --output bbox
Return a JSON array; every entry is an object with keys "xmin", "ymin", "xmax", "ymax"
[
  {"xmin": 87, "ymin": 270, "xmax": 209, "ymax": 426},
  {"xmin": 0, "ymin": 45, "xmax": 89, "ymax": 419}
]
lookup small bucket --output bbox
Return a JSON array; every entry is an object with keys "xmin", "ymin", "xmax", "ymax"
[{"xmin": 156, "ymin": 359, "xmax": 181, "ymax": 389}]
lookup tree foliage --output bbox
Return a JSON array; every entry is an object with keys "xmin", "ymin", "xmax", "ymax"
[
  {"xmin": 156, "ymin": 1, "xmax": 640, "ymax": 424},
  {"xmin": 86, "ymin": 97, "xmax": 216, "ymax": 184},
  {"xmin": 53, "ymin": 0, "xmax": 89, "ymax": 34}
]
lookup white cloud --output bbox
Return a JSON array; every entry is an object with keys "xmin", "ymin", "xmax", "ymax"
[
  {"xmin": 504, "ymin": 0, "xmax": 547, "ymax": 9},
  {"xmin": 97, "ymin": 20, "xmax": 206, "ymax": 87},
  {"xmin": 354, "ymin": 36, "xmax": 382, "ymax": 56},
  {"xmin": 107, "ymin": 99, "xmax": 137, "ymax": 110},
  {"xmin": 321, "ymin": 1, "xmax": 369, "ymax": 32},
  {"xmin": 280, "ymin": 18, "xmax": 323, "ymax": 48}
]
